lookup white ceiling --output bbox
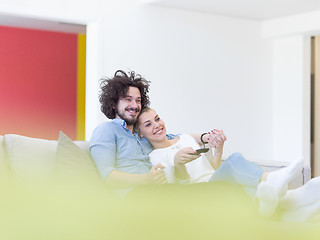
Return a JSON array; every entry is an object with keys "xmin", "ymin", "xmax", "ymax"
[
  {"xmin": 0, "ymin": 14, "xmax": 86, "ymax": 34},
  {"xmin": 1, "ymin": 0, "xmax": 320, "ymax": 33},
  {"xmin": 145, "ymin": 0, "xmax": 320, "ymax": 20}
]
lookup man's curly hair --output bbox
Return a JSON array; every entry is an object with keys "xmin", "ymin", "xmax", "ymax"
[{"xmin": 99, "ymin": 70, "xmax": 151, "ymax": 119}]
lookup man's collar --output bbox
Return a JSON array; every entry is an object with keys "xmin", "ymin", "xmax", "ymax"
[
  {"xmin": 112, "ymin": 118, "xmax": 137, "ymax": 134},
  {"xmin": 112, "ymin": 119, "xmax": 145, "ymax": 139},
  {"xmin": 112, "ymin": 118, "xmax": 127, "ymax": 128}
]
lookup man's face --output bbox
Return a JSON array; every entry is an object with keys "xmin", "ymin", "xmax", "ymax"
[{"xmin": 115, "ymin": 86, "xmax": 142, "ymax": 125}]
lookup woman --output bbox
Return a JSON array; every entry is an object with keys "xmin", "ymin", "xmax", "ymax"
[{"xmin": 135, "ymin": 107, "xmax": 304, "ymax": 218}]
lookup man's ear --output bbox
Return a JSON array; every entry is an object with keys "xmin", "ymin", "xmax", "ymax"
[{"xmin": 140, "ymin": 134, "xmax": 143, "ymax": 138}]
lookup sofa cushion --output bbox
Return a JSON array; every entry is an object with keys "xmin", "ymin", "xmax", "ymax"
[
  {"xmin": 0, "ymin": 135, "xmax": 7, "ymax": 174},
  {"xmin": 55, "ymin": 131, "xmax": 102, "ymax": 185},
  {"xmin": 4, "ymin": 134, "xmax": 57, "ymax": 180}
]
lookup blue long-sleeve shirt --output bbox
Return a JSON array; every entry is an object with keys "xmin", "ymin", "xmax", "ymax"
[
  {"xmin": 90, "ymin": 119, "xmax": 153, "ymax": 180},
  {"xmin": 90, "ymin": 119, "xmax": 175, "ymax": 181}
]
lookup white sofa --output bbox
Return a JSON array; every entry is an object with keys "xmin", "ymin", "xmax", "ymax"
[
  {"xmin": 0, "ymin": 132, "xmax": 311, "ymax": 188},
  {"xmin": 253, "ymin": 159, "xmax": 311, "ymax": 189},
  {"xmin": 0, "ymin": 131, "xmax": 101, "ymax": 184}
]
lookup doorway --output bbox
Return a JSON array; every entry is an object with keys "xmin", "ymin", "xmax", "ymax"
[{"xmin": 311, "ymin": 36, "xmax": 320, "ymax": 177}]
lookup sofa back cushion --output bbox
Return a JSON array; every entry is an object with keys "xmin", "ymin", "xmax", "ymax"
[
  {"xmin": 4, "ymin": 134, "xmax": 58, "ymax": 181},
  {"xmin": 73, "ymin": 140, "xmax": 90, "ymax": 155}
]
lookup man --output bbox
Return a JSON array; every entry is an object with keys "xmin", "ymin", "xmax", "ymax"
[{"xmin": 90, "ymin": 70, "xmax": 172, "ymax": 190}]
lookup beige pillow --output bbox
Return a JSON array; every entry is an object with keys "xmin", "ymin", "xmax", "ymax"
[
  {"xmin": 55, "ymin": 131, "xmax": 102, "ymax": 185},
  {"xmin": 4, "ymin": 134, "xmax": 57, "ymax": 181}
]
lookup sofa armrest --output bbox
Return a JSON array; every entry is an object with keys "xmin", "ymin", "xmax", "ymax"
[{"xmin": 250, "ymin": 159, "xmax": 311, "ymax": 189}]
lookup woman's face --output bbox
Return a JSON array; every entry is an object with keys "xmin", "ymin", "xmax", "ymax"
[{"xmin": 137, "ymin": 109, "xmax": 167, "ymax": 144}]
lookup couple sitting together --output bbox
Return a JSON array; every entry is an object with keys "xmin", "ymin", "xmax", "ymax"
[{"xmin": 90, "ymin": 70, "xmax": 320, "ymax": 221}]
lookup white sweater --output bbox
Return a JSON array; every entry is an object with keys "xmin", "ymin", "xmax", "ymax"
[{"xmin": 149, "ymin": 134, "xmax": 215, "ymax": 183}]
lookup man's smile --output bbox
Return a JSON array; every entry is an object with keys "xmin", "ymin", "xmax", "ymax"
[{"xmin": 126, "ymin": 108, "xmax": 139, "ymax": 115}]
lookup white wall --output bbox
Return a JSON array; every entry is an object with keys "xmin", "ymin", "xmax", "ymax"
[
  {"xmin": 262, "ymin": 13, "xmax": 317, "ymax": 166},
  {"xmin": 101, "ymin": 5, "xmax": 274, "ymax": 161},
  {"xmin": 85, "ymin": 22, "xmax": 105, "ymax": 139},
  {"xmin": 272, "ymin": 36, "xmax": 306, "ymax": 163}
]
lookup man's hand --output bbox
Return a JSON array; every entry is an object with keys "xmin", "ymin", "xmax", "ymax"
[
  {"xmin": 208, "ymin": 129, "xmax": 227, "ymax": 153},
  {"xmin": 206, "ymin": 129, "xmax": 226, "ymax": 170},
  {"xmin": 147, "ymin": 164, "xmax": 167, "ymax": 185}
]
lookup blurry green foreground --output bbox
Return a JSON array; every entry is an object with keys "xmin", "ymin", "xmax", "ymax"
[{"xmin": 0, "ymin": 176, "xmax": 319, "ymax": 240}]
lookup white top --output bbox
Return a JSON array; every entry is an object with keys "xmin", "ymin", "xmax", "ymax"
[{"xmin": 149, "ymin": 134, "xmax": 215, "ymax": 183}]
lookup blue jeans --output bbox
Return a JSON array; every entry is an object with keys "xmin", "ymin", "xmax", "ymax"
[{"xmin": 209, "ymin": 153, "xmax": 264, "ymax": 197}]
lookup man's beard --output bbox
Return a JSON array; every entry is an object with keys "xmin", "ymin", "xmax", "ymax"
[{"xmin": 115, "ymin": 107, "xmax": 140, "ymax": 126}]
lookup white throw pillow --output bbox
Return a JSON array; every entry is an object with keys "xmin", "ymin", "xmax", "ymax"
[{"xmin": 4, "ymin": 134, "xmax": 57, "ymax": 181}]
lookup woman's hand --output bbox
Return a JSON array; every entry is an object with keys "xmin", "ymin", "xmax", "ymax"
[
  {"xmin": 174, "ymin": 147, "xmax": 201, "ymax": 166},
  {"xmin": 147, "ymin": 163, "xmax": 167, "ymax": 185},
  {"xmin": 208, "ymin": 129, "xmax": 227, "ymax": 153},
  {"xmin": 206, "ymin": 129, "xmax": 227, "ymax": 169},
  {"xmin": 174, "ymin": 147, "xmax": 200, "ymax": 180}
]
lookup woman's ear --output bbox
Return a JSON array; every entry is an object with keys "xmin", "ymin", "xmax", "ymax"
[{"xmin": 140, "ymin": 134, "xmax": 144, "ymax": 138}]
